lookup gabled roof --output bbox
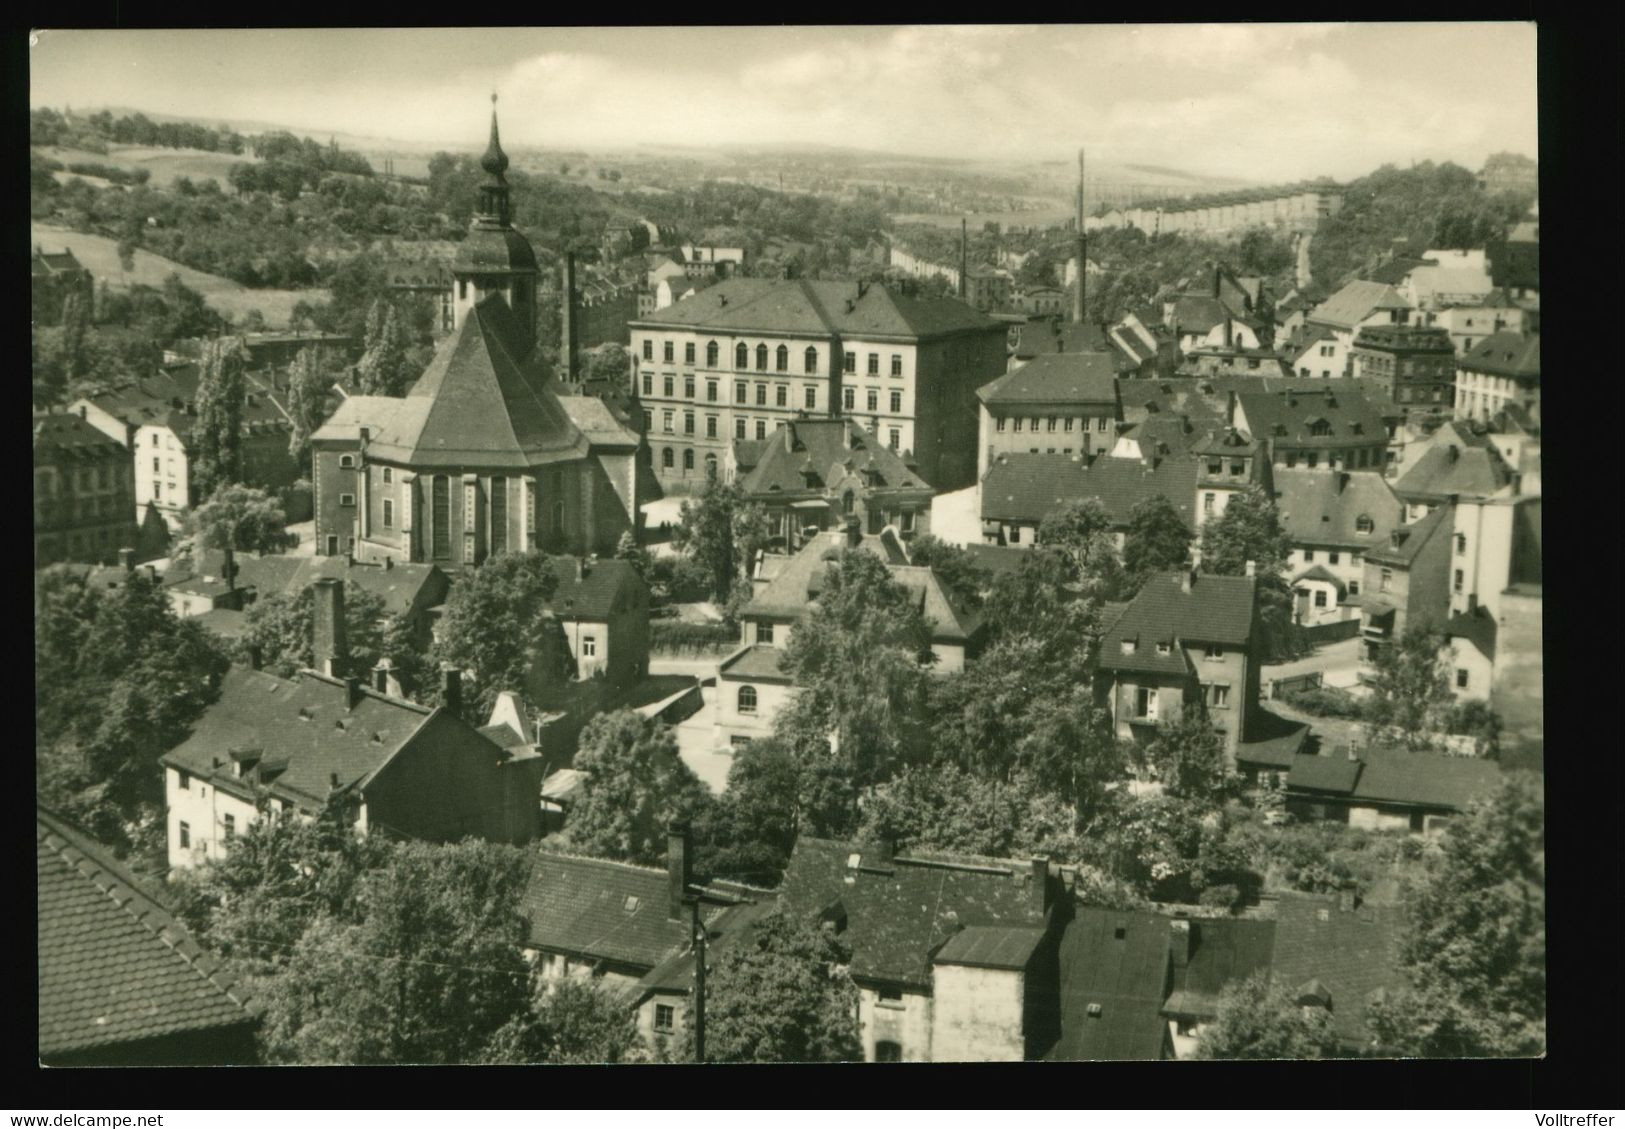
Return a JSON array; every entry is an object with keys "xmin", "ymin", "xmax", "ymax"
[
  {"xmin": 1270, "ymin": 893, "xmax": 1402, "ymax": 1048},
  {"xmin": 633, "ymin": 278, "xmax": 1000, "ymax": 341},
  {"xmin": 1443, "ymin": 607, "xmax": 1497, "ymax": 660},
  {"xmin": 740, "ymin": 419, "xmax": 932, "ymax": 498},
  {"xmin": 1270, "ymin": 468, "xmax": 1404, "ymax": 549},
  {"xmin": 33, "ymin": 412, "xmax": 127, "ymax": 462},
  {"xmin": 1349, "ymin": 746, "xmax": 1501, "ymax": 811},
  {"xmin": 543, "ymin": 556, "xmax": 646, "ymax": 621},
  {"xmin": 1162, "ymin": 917, "xmax": 1278, "ymax": 1020},
  {"xmin": 1460, "ymin": 332, "xmax": 1539, "ymax": 380},
  {"xmin": 161, "ymin": 666, "xmax": 489, "ymax": 807},
  {"xmin": 1046, "ymin": 907, "xmax": 1171, "ymax": 1061},
  {"xmin": 1394, "ymin": 440, "xmax": 1511, "ymax": 502},
  {"xmin": 1233, "ymin": 388, "xmax": 1388, "ymax": 449},
  {"xmin": 1307, "ymin": 281, "xmax": 1411, "ymax": 331},
  {"xmin": 1287, "ymin": 752, "xmax": 1363, "ymax": 793},
  {"xmin": 1365, "ymin": 505, "xmax": 1451, "ymax": 566},
  {"xmin": 718, "ymin": 644, "xmax": 792, "ymax": 684},
  {"xmin": 981, "ymin": 452, "xmax": 1198, "ymax": 531},
  {"xmin": 1012, "ymin": 320, "xmax": 1111, "ymax": 360},
  {"xmin": 1099, "ymin": 571, "xmax": 1257, "ymax": 674},
  {"xmin": 37, "ymin": 807, "xmax": 255, "ymax": 1060},
  {"xmin": 977, "ymin": 353, "xmax": 1119, "ymax": 408},
  {"xmin": 933, "ymin": 924, "xmax": 1047, "ymax": 970},
  {"xmin": 164, "ymin": 551, "xmax": 446, "ymax": 620}
]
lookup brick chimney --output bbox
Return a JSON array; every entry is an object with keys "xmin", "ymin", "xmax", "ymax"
[
  {"xmin": 1031, "ymin": 858, "xmax": 1051, "ymax": 917},
  {"xmin": 373, "ymin": 658, "xmax": 394, "ymax": 693},
  {"xmin": 441, "ymin": 665, "xmax": 462, "ymax": 716},
  {"xmin": 1170, "ymin": 918, "xmax": 1191, "ymax": 969},
  {"xmin": 1182, "ymin": 565, "xmax": 1195, "ymax": 593},
  {"xmin": 1245, "ymin": 559, "xmax": 1257, "ymax": 577},
  {"xmin": 667, "ymin": 821, "xmax": 692, "ymax": 921},
  {"xmin": 312, "ymin": 578, "xmax": 348, "ymax": 678},
  {"xmin": 345, "ymin": 675, "xmax": 363, "ymax": 710},
  {"xmin": 118, "ymin": 547, "xmax": 135, "ymax": 572}
]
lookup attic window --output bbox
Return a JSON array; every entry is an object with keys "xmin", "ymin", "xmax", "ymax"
[
  {"xmin": 334, "ymin": 719, "xmax": 348, "ymax": 730},
  {"xmin": 340, "ymin": 455, "xmax": 356, "ymax": 468},
  {"xmin": 1156, "ymin": 642, "xmax": 1172, "ymax": 656},
  {"xmin": 1114, "ymin": 926, "xmax": 1126, "ymax": 940},
  {"xmin": 623, "ymin": 895, "xmax": 640, "ymax": 913},
  {"xmin": 298, "ymin": 707, "xmax": 314, "ymax": 720},
  {"xmin": 1120, "ymin": 639, "xmax": 1136, "ymax": 655},
  {"xmin": 1087, "ymin": 1003, "xmax": 1104, "ymax": 1018}
]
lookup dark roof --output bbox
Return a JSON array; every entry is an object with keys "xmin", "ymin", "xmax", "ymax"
[
  {"xmin": 1233, "ymin": 388, "xmax": 1388, "ymax": 449},
  {"xmin": 1270, "ymin": 468, "xmax": 1404, "ymax": 549},
  {"xmin": 34, "ymin": 248, "xmax": 87, "ymax": 274},
  {"xmin": 1286, "ymin": 752, "xmax": 1363, "ymax": 794},
  {"xmin": 1011, "ymin": 321, "xmax": 1112, "ymax": 360},
  {"xmin": 1460, "ymin": 332, "xmax": 1539, "ymax": 380},
  {"xmin": 978, "ymin": 353, "xmax": 1119, "ymax": 407},
  {"xmin": 33, "ymin": 413, "xmax": 128, "ymax": 461},
  {"xmin": 1348, "ymin": 747, "xmax": 1501, "ymax": 811},
  {"xmin": 543, "ymin": 556, "xmax": 646, "ymax": 621},
  {"xmin": 1270, "ymin": 893, "xmax": 1402, "ymax": 1048},
  {"xmin": 1234, "ymin": 712, "xmax": 1312, "ymax": 768},
  {"xmin": 1362, "ymin": 256, "xmax": 1435, "ymax": 287},
  {"xmin": 778, "ymin": 839, "xmax": 1046, "ymax": 991},
  {"xmin": 1307, "ymin": 281, "xmax": 1410, "ymax": 331},
  {"xmin": 960, "ymin": 543, "xmax": 1030, "ymax": 578},
  {"xmin": 1046, "ymin": 907, "xmax": 1171, "ymax": 1061},
  {"xmin": 1365, "ymin": 505, "xmax": 1450, "ymax": 566},
  {"xmin": 982, "ymin": 452, "xmax": 1198, "ymax": 531},
  {"xmin": 933, "ymin": 924, "xmax": 1047, "ymax": 970},
  {"xmin": 71, "ymin": 367, "xmax": 203, "ymax": 431},
  {"xmin": 718, "ymin": 644, "xmax": 792, "ymax": 684},
  {"xmin": 1099, "ymin": 571, "xmax": 1257, "ymax": 673},
  {"xmin": 1163, "ymin": 917, "xmax": 1278, "ymax": 1020},
  {"xmin": 634, "ymin": 278, "xmax": 1001, "ymax": 341},
  {"xmin": 1394, "ymin": 441, "xmax": 1511, "ymax": 503},
  {"xmin": 1443, "ymin": 606, "xmax": 1497, "ymax": 660},
  {"xmin": 1352, "ymin": 325, "xmax": 1455, "ymax": 354},
  {"xmin": 730, "ymin": 438, "xmax": 769, "ymax": 474},
  {"xmin": 740, "ymin": 418, "xmax": 932, "ymax": 498},
  {"xmin": 161, "ymin": 666, "xmax": 490, "ymax": 808},
  {"xmin": 166, "ymin": 552, "xmax": 446, "ymax": 620},
  {"xmin": 37, "ymin": 807, "xmax": 255, "ymax": 1060}
]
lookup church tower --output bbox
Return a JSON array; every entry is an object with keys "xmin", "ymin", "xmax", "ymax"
[{"xmin": 451, "ymin": 95, "xmax": 539, "ymax": 353}]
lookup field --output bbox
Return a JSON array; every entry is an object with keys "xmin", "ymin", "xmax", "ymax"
[
  {"xmin": 38, "ymin": 144, "xmax": 252, "ymax": 188},
  {"xmin": 31, "ymin": 222, "xmax": 323, "ymax": 328}
]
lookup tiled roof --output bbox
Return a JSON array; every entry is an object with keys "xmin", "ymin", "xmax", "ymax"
[
  {"xmin": 161, "ymin": 666, "xmax": 480, "ymax": 807},
  {"xmin": 1046, "ymin": 907, "xmax": 1171, "ymax": 1061},
  {"xmin": 718, "ymin": 644, "xmax": 792, "ymax": 684},
  {"xmin": 1460, "ymin": 332, "xmax": 1539, "ymax": 380},
  {"xmin": 978, "ymin": 353, "xmax": 1119, "ymax": 407},
  {"xmin": 635, "ymin": 898, "xmax": 778, "ymax": 996},
  {"xmin": 33, "ymin": 413, "xmax": 129, "ymax": 461},
  {"xmin": 1117, "ymin": 382, "xmax": 1227, "ymax": 430},
  {"xmin": 37, "ymin": 807, "xmax": 255, "ymax": 1060},
  {"xmin": 1348, "ymin": 747, "xmax": 1501, "ymax": 811},
  {"xmin": 1233, "ymin": 388, "xmax": 1388, "ymax": 449},
  {"xmin": 1168, "ymin": 295, "xmax": 1234, "ymax": 335},
  {"xmin": 71, "ymin": 367, "xmax": 203, "ymax": 432},
  {"xmin": 1365, "ymin": 505, "xmax": 1450, "ymax": 566},
  {"xmin": 730, "ymin": 438, "xmax": 769, "ymax": 474},
  {"xmin": 543, "ymin": 556, "xmax": 645, "ymax": 622},
  {"xmin": 1012, "ymin": 321, "xmax": 1111, "ymax": 360},
  {"xmin": 1270, "ymin": 468, "xmax": 1404, "ymax": 550},
  {"xmin": 933, "ymin": 924, "xmax": 1047, "ymax": 970},
  {"xmin": 1270, "ymin": 893, "xmax": 1402, "ymax": 1047},
  {"xmin": 1163, "ymin": 917, "xmax": 1277, "ymax": 1020},
  {"xmin": 981, "ymin": 452, "xmax": 1198, "ymax": 531},
  {"xmin": 165, "ymin": 551, "xmax": 446, "ymax": 620},
  {"xmin": 1308, "ymin": 281, "xmax": 1411, "ymax": 331},
  {"xmin": 740, "ymin": 419, "xmax": 932, "ymax": 498},
  {"xmin": 634, "ymin": 279, "xmax": 1000, "ymax": 341},
  {"xmin": 556, "ymin": 394, "xmax": 639, "ymax": 450},
  {"xmin": 1098, "ymin": 571, "xmax": 1257, "ymax": 674},
  {"xmin": 1234, "ymin": 711, "xmax": 1312, "ymax": 768},
  {"xmin": 1287, "ymin": 752, "xmax": 1363, "ymax": 794},
  {"xmin": 1393, "ymin": 441, "xmax": 1511, "ymax": 503},
  {"xmin": 1362, "ymin": 256, "xmax": 1435, "ymax": 287},
  {"xmin": 1443, "ymin": 606, "xmax": 1497, "ymax": 660}
]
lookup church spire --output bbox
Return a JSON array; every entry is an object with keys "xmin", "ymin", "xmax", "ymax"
[{"xmin": 477, "ymin": 92, "xmax": 511, "ymax": 224}]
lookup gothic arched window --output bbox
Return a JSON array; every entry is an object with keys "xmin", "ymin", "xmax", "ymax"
[
  {"xmin": 707, "ymin": 341, "xmax": 719, "ymax": 367},
  {"xmin": 776, "ymin": 345, "xmax": 789, "ymax": 372},
  {"xmin": 756, "ymin": 344, "xmax": 769, "ymax": 371},
  {"xmin": 735, "ymin": 342, "xmax": 749, "ymax": 369}
]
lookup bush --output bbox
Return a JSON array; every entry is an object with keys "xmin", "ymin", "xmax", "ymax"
[
  {"xmin": 649, "ymin": 621, "xmax": 740, "ymax": 654},
  {"xmin": 1280, "ymin": 685, "xmax": 1367, "ymax": 720}
]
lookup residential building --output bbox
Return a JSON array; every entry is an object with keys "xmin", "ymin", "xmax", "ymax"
[
  {"xmin": 160, "ymin": 579, "xmax": 546, "ymax": 870},
  {"xmin": 1016, "ymin": 286, "xmax": 1065, "ymax": 317},
  {"xmin": 1159, "ymin": 915, "xmax": 1279, "ymax": 1058},
  {"xmin": 34, "ymin": 412, "xmax": 137, "ymax": 567},
  {"xmin": 1270, "ymin": 469, "xmax": 1405, "ymax": 625},
  {"xmin": 31, "ymin": 245, "xmax": 93, "ymax": 326},
  {"xmin": 239, "ymin": 331, "xmax": 356, "ymax": 372},
  {"xmin": 37, "ymin": 807, "xmax": 259, "ymax": 1066},
  {"xmin": 1096, "ymin": 568, "xmax": 1262, "ymax": 766},
  {"xmin": 1392, "ymin": 428, "xmax": 1513, "ymax": 522},
  {"xmin": 1302, "ymin": 280, "xmax": 1414, "ymax": 379},
  {"xmin": 779, "ymin": 837, "xmax": 1064, "ymax": 1062},
  {"xmin": 541, "ymin": 555, "xmax": 651, "ymax": 687},
  {"xmin": 1349, "ymin": 325, "xmax": 1456, "ymax": 416},
  {"xmin": 1109, "ymin": 182, "xmax": 1344, "ymax": 238},
  {"xmin": 738, "ymin": 417, "xmax": 936, "ymax": 550},
  {"xmin": 679, "ymin": 242, "xmax": 745, "ymax": 278},
  {"xmin": 1231, "ymin": 387, "xmax": 1391, "ymax": 472},
  {"xmin": 1267, "ymin": 892, "xmax": 1402, "ymax": 1054},
  {"xmin": 976, "ymin": 352, "xmax": 1121, "ymax": 478},
  {"xmin": 629, "ymin": 277, "xmax": 1006, "ymax": 494},
  {"xmin": 1454, "ymin": 331, "xmax": 1539, "ymax": 426},
  {"xmin": 1282, "ymin": 746, "xmax": 1501, "ymax": 833},
  {"xmin": 964, "ymin": 265, "xmax": 1015, "ymax": 312},
  {"xmin": 1046, "ymin": 907, "xmax": 1176, "ymax": 1061},
  {"xmin": 1191, "ymin": 427, "xmax": 1266, "ymax": 527},
  {"xmin": 384, "ymin": 260, "xmax": 457, "ymax": 335},
  {"xmin": 311, "ymin": 106, "xmax": 642, "ymax": 567},
  {"xmin": 1422, "ymin": 289, "xmax": 1525, "ymax": 357},
  {"xmin": 654, "ymin": 272, "xmax": 718, "ymax": 311},
  {"xmin": 1487, "ymin": 219, "xmax": 1539, "ymax": 299},
  {"xmin": 981, "ymin": 448, "xmax": 1198, "ymax": 550},
  {"xmin": 717, "ymin": 523, "xmax": 980, "ymax": 746},
  {"xmin": 1358, "ymin": 505, "xmax": 1454, "ymax": 665},
  {"xmin": 1162, "ymin": 267, "xmax": 1269, "ymax": 359}
]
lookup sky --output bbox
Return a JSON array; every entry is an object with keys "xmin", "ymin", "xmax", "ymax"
[{"xmin": 29, "ymin": 24, "xmax": 1539, "ymax": 181}]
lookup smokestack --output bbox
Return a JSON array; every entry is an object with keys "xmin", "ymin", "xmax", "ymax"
[
  {"xmin": 312, "ymin": 578, "xmax": 348, "ymax": 678},
  {"xmin": 1073, "ymin": 148, "xmax": 1087, "ymax": 324},
  {"xmin": 223, "ymin": 545, "xmax": 237, "ymax": 592},
  {"xmin": 667, "ymin": 821, "xmax": 692, "ymax": 921},
  {"xmin": 959, "ymin": 219, "xmax": 967, "ymax": 300},
  {"xmin": 441, "ymin": 664, "xmax": 462, "ymax": 716},
  {"xmin": 562, "ymin": 252, "xmax": 580, "ymax": 383},
  {"xmin": 1245, "ymin": 559, "xmax": 1257, "ymax": 577}
]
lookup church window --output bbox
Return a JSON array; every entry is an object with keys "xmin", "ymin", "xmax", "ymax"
[
  {"xmin": 490, "ymin": 478, "xmax": 507, "ymax": 555},
  {"xmin": 736, "ymin": 343, "xmax": 749, "ymax": 369},
  {"xmin": 707, "ymin": 341, "xmax": 719, "ymax": 367},
  {"xmin": 776, "ymin": 345, "xmax": 789, "ymax": 372},
  {"xmin": 756, "ymin": 344, "xmax": 769, "ymax": 371},
  {"xmin": 431, "ymin": 477, "xmax": 450, "ymax": 558},
  {"xmin": 382, "ymin": 499, "xmax": 394, "ymax": 528},
  {"xmin": 340, "ymin": 455, "xmax": 355, "ymax": 468},
  {"xmin": 805, "ymin": 347, "xmax": 818, "ymax": 374}
]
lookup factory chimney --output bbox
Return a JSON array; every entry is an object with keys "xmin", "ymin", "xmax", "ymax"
[
  {"xmin": 561, "ymin": 251, "xmax": 580, "ymax": 384},
  {"xmin": 959, "ymin": 219, "xmax": 968, "ymax": 300},
  {"xmin": 1073, "ymin": 148, "xmax": 1088, "ymax": 324}
]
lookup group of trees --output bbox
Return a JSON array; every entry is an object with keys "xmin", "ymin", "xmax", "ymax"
[{"xmin": 31, "ymin": 107, "xmax": 248, "ymax": 156}]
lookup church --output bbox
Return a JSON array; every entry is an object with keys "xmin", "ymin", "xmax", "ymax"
[{"xmin": 311, "ymin": 99, "xmax": 641, "ymax": 568}]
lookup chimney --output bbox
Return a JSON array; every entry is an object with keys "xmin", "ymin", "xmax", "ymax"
[
  {"xmin": 312, "ymin": 578, "xmax": 348, "ymax": 678},
  {"xmin": 784, "ymin": 422, "xmax": 795, "ymax": 453},
  {"xmin": 441, "ymin": 665, "xmax": 462, "ymax": 716},
  {"xmin": 667, "ymin": 822, "xmax": 693, "ymax": 921},
  {"xmin": 1347, "ymin": 744, "xmax": 1360, "ymax": 762},
  {"xmin": 145, "ymin": 565, "xmax": 159, "ymax": 582},
  {"xmin": 1245, "ymin": 559, "xmax": 1257, "ymax": 578},
  {"xmin": 1170, "ymin": 918, "xmax": 1191, "ymax": 969},
  {"xmin": 373, "ymin": 658, "xmax": 393, "ymax": 693},
  {"xmin": 223, "ymin": 545, "xmax": 238, "ymax": 592},
  {"xmin": 1031, "ymin": 857, "xmax": 1051, "ymax": 917},
  {"xmin": 844, "ymin": 516, "xmax": 862, "ymax": 549},
  {"xmin": 329, "ymin": 771, "xmax": 341, "ymax": 793},
  {"xmin": 118, "ymin": 547, "xmax": 135, "ymax": 572},
  {"xmin": 562, "ymin": 252, "xmax": 580, "ymax": 383},
  {"xmin": 1339, "ymin": 888, "xmax": 1358, "ymax": 913},
  {"xmin": 1337, "ymin": 471, "xmax": 1349, "ymax": 494},
  {"xmin": 1446, "ymin": 444, "xmax": 1460, "ymax": 462},
  {"xmin": 580, "ymin": 555, "xmax": 593, "ymax": 579},
  {"xmin": 1390, "ymin": 529, "xmax": 1404, "ymax": 549},
  {"xmin": 1212, "ymin": 263, "xmax": 1222, "ymax": 298},
  {"xmin": 1467, "ymin": 593, "xmax": 1478, "ymax": 613},
  {"xmin": 1190, "ymin": 547, "xmax": 1202, "ymax": 573},
  {"xmin": 1073, "ymin": 147, "xmax": 1087, "ymax": 324},
  {"xmin": 247, "ymin": 643, "xmax": 264, "ymax": 671},
  {"xmin": 345, "ymin": 675, "xmax": 363, "ymax": 710},
  {"xmin": 959, "ymin": 219, "xmax": 968, "ymax": 300}
]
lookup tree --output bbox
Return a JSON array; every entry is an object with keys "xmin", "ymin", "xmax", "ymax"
[
  {"xmin": 778, "ymin": 550, "xmax": 934, "ymax": 791},
  {"xmin": 429, "ymin": 551, "xmax": 560, "ymax": 719},
  {"xmin": 191, "ymin": 336, "xmax": 248, "ymax": 499},
  {"xmin": 695, "ymin": 737, "xmax": 802, "ymax": 886},
  {"xmin": 581, "ymin": 343, "xmax": 631, "ymax": 386},
  {"xmin": 286, "ymin": 345, "xmax": 332, "ymax": 465},
  {"xmin": 255, "ymin": 840, "xmax": 536, "ymax": 1065},
  {"xmin": 1122, "ymin": 494, "xmax": 1193, "ymax": 595},
  {"xmin": 188, "ymin": 483, "xmax": 294, "ymax": 554},
  {"xmin": 1365, "ymin": 627, "xmax": 1453, "ymax": 750},
  {"xmin": 1198, "ymin": 484, "xmax": 1295, "ymax": 658},
  {"xmin": 613, "ymin": 529, "xmax": 652, "ymax": 581},
  {"xmin": 354, "ymin": 300, "xmax": 411, "ymax": 396},
  {"xmin": 239, "ymin": 584, "xmax": 392, "ymax": 680},
  {"xmin": 58, "ymin": 287, "xmax": 90, "ymax": 393},
  {"xmin": 860, "ymin": 763, "xmax": 1084, "ymax": 862},
  {"xmin": 1146, "ymin": 706, "xmax": 1234, "ymax": 806},
  {"xmin": 1368, "ymin": 775, "xmax": 1544, "ymax": 1058},
  {"xmin": 673, "ymin": 479, "xmax": 760, "ymax": 602},
  {"xmin": 1446, "ymin": 699, "xmax": 1503, "ymax": 760},
  {"xmin": 904, "ymin": 534, "xmax": 991, "ymax": 611},
  {"xmin": 1194, "ymin": 972, "xmax": 1342, "ymax": 1060},
  {"xmin": 562, "ymin": 709, "xmax": 715, "ymax": 867},
  {"xmin": 481, "ymin": 978, "xmax": 645, "ymax": 1064},
  {"xmin": 681, "ymin": 910, "xmax": 862, "ymax": 1063}
]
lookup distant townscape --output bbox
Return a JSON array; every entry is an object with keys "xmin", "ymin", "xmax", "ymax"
[{"xmin": 33, "ymin": 85, "xmax": 1541, "ymax": 1067}]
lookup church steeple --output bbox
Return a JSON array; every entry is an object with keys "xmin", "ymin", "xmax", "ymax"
[{"xmin": 478, "ymin": 93, "xmax": 512, "ymax": 225}]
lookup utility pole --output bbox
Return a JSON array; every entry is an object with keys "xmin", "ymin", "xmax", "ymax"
[{"xmin": 689, "ymin": 896, "xmax": 707, "ymax": 1063}]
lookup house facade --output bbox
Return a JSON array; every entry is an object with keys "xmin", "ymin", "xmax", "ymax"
[
  {"xmin": 1454, "ymin": 331, "xmax": 1539, "ymax": 425},
  {"xmin": 1358, "ymin": 505, "xmax": 1454, "ymax": 665},
  {"xmin": 1302, "ymin": 280, "xmax": 1414, "ymax": 380},
  {"xmin": 34, "ymin": 413, "xmax": 137, "ymax": 568},
  {"xmin": 976, "ymin": 352, "xmax": 1120, "ymax": 479},
  {"xmin": 1349, "ymin": 325, "xmax": 1457, "ymax": 415},
  {"xmin": 1270, "ymin": 468, "xmax": 1405, "ymax": 626}
]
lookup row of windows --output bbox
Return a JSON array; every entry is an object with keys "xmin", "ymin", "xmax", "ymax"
[
  {"xmin": 177, "ymin": 813, "xmax": 235, "ymax": 851},
  {"xmin": 1298, "ymin": 547, "xmax": 1365, "ymax": 565},
  {"xmin": 640, "ymin": 339, "xmax": 910, "ymax": 378},
  {"xmin": 994, "ymin": 416, "xmax": 1110, "ymax": 434},
  {"xmin": 1281, "ymin": 448, "xmax": 1386, "ymax": 470}
]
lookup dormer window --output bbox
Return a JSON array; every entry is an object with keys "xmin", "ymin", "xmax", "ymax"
[
  {"xmin": 1120, "ymin": 639, "xmax": 1136, "ymax": 655},
  {"xmin": 1356, "ymin": 514, "xmax": 1374, "ymax": 535},
  {"xmin": 1156, "ymin": 641, "xmax": 1172, "ymax": 656},
  {"xmin": 1308, "ymin": 419, "xmax": 1331, "ymax": 437}
]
